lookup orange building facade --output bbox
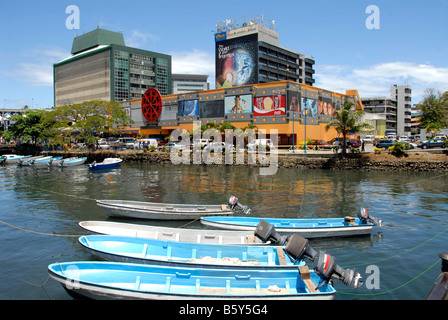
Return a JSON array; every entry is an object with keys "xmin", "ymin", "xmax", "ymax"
[{"xmin": 119, "ymin": 80, "xmax": 363, "ymax": 146}]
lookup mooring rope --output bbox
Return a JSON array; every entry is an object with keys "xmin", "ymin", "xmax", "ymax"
[
  {"xmin": 336, "ymin": 257, "xmax": 441, "ymax": 297},
  {"xmin": 11, "ymin": 181, "xmax": 96, "ymax": 201}
]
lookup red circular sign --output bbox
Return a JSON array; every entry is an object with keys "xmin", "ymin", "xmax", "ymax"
[{"xmin": 141, "ymin": 88, "xmax": 162, "ymax": 122}]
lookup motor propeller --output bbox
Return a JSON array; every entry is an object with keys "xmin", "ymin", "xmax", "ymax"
[
  {"xmin": 284, "ymin": 233, "xmax": 363, "ymax": 289},
  {"xmin": 228, "ymin": 196, "xmax": 251, "ymax": 215},
  {"xmin": 357, "ymin": 207, "xmax": 383, "ymax": 227},
  {"xmin": 253, "ymin": 219, "xmax": 364, "ymax": 289}
]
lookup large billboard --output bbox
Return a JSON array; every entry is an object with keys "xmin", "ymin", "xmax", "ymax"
[
  {"xmin": 215, "ymin": 33, "xmax": 258, "ymax": 88},
  {"xmin": 178, "ymin": 100, "xmax": 199, "ymax": 117},
  {"xmin": 224, "ymin": 94, "xmax": 253, "ymax": 114},
  {"xmin": 199, "ymin": 100, "xmax": 225, "ymax": 118},
  {"xmin": 253, "ymin": 95, "xmax": 286, "ymax": 116}
]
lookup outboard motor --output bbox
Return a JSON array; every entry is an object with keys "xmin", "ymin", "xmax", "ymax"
[
  {"xmin": 254, "ymin": 219, "xmax": 288, "ymax": 245},
  {"xmin": 228, "ymin": 196, "xmax": 251, "ymax": 215},
  {"xmin": 357, "ymin": 207, "xmax": 382, "ymax": 227},
  {"xmin": 285, "ymin": 233, "xmax": 363, "ymax": 289}
]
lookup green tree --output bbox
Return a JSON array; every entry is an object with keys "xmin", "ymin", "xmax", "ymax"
[
  {"xmin": 325, "ymin": 101, "xmax": 373, "ymax": 155},
  {"xmin": 2, "ymin": 109, "xmax": 55, "ymax": 144},
  {"xmin": 417, "ymin": 89, "xmax": 447, "ymax": 136},
  {"xmin": 47, "ymin": 100, "xmax": 132, "ymax": 146}
]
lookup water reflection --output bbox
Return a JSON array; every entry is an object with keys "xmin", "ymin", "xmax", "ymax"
[{"xmin": 2, "ymin": 163, "xmax": 448, "ymax": 300}]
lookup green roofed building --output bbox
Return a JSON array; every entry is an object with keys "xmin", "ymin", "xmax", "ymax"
[{"xmin": 54, "ymin": 28, "xmax": 171, "ymax": 107}]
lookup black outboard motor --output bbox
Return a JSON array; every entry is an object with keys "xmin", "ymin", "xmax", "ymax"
[
  {"xmin": 357, "ymin": 207, "xmax": 382, "ymax": 227},
  {"xmin": 254, "ymin": 219, "xmax": 288, "ymax": 245},
  {"xmin": 228, "ymin": 196, "xmax": 251, "ymax": 215},
  {"xmin": 285, "ymin": 233, "xmax": 363, "ymax": 289}
]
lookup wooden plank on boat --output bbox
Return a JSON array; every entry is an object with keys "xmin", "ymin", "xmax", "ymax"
[
  {"xmin": 344, "ymin": 216, "xmax": 358, "ymax": 226},
  {"xmin": 276, "ymin": 247, "xmax": 287, "ymax": 265},
  {"xmin": 299, "ymin": 265, "xmax": 319, "ymax": 293}
]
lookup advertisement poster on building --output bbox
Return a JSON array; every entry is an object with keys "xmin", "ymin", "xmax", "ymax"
[
  {"xmin": 178, "ymin": 100, "xmax": 199, "ymax": 117},
  {"xmin": 301, "ymin": 97, "xmax": 318, "ymax": 117},
  {"xmin": 318, "ymin": 97, "xmax": 335, "ymax": 117},
  {"xmin": 253, "ymin": 95, "xmax": 286, "ymax": 116},
  {"xmin": 287, "ymin": 91, "xmax": 301, "ymax": 112},
  {"xmin": 224, "ymin": 94, "xmax": 253, "ymax": 114},
  {"xmin": 199, "ymin": 100, "xmax": 225, "ymax": 118},
  {"xmin": 215, "ymin": 34, "xmax": 258, "ymax": 88}
]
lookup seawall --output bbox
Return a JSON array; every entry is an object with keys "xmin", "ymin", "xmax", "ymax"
[{"xmin": 39, "ymin": 149, "xmax": 448, "ymax": 172}]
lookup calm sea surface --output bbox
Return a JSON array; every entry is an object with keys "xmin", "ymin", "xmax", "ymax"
[{"xmin": 1, "ymin": 162, "xmax": 447, "ymax": 300}]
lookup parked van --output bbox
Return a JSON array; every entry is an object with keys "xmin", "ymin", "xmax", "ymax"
[
  {"xmin": 247, "ymin": 139, "xmax": 275, "ymax": 151},
  {"xmin": 134, "ymin": 138, "xmax": 158, "ymax": 150},
  {"xmin": 117, "ymin": 137, "xmax": 136, "ymax": 149}
]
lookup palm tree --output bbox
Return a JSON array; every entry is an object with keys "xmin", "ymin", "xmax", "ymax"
[{"xmin": 325, "ymin": 101, "xmax": 373, "ymax": 155}]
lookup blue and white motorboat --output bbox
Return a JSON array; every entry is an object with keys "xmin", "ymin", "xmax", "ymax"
[
  {"xmin": 78, "ymin": 235, "xmax": 303, "ymax": 269},
  {"xmin": 48, "ymin": 157, "xmax": 75, "ymax": 166},
  {"xmin": 33, "ymin": 156, "xmax": 60, "ymax": 166},
  {"xmin": 0, "ymin": 154, "xmax": 32, "ymax": 165},
  {"xmin": 48, "ymin": 261, "xmax": 336, "ymax": 300},
  {"xmin": 201, "ymin": 208, "xmax": 382, "ymax": 238},
  {"xmin": 58, "ymin": 157, "xmax": 87, "ymax": 167},
  {"xmin": 78, "ymin": 220, "xmax": 267, "ymax": 245},
  {"xmin": 19, "ymin": 156, "xmax": 57, "ymax": 166},
  {"xmin": 88, "ymin": 158, "xmax": 122, "ymax": 170}
]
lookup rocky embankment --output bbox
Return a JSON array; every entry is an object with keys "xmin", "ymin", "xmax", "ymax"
[{"xmin": 38, "ymin": 149, "xmax": 448, "ymax": 172}]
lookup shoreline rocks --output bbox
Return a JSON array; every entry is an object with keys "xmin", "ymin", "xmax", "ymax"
[{"xmin": 39, "ymin": 150, "xmax": 448, "ymax": 172}]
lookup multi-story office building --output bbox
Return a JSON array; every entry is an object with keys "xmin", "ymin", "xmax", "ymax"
[
  {"xmin": 172, "ymin": 74, "xmax": 209, "ymax": 94},
  {"xmin": 361, "ymin": 97, "xmax": 397, "ymax": 135},
  {"xmin": 361, "ymin": 85, "xmax": 412, "ymax": 137},
  {"xmin": 53, "ymin": 28, "xmax": 171, "ymax": 107},
  {"xmin": 391, "ymin": 84, "xmax": 412, "ymax": 136},
  {"xmin": 214, "ymin": 15, "xmax": 315, "ymax": 90}
]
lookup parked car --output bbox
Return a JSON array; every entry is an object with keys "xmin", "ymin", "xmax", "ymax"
[
  {"xmin": 159, "ymin": 141, "xmax": 188, "ymax": 151},
  {"xmin": 247, "ymin": 139, "xmax": 275, "ymax": 151},
  {"xmin": 399, "ymin": 138, "xmax": 417, "ymax": 149},
  {"xmin": 417, "ymin": 138, "xmax": 446, "ymax": 149},
  {"xmin": 97, "ymin": 140, "xmax": 110, "ymax": 150},
  {"xmin": 307, "ymin": 139, "xmax": 332, "ymax": 149},
  {"xmin": 116, "ymin": 137, "xmax": 136, "ymax": 149},
  {"xmin": 329, "ymin": 137, "xmax": 351, "ymax": 147},
  {"xmin": 134, "ymin": 138, "xmax": 158, "ymax": 150},
  {"xmin": 363, "ymin": 135, "xmax": 374, "ymax": 143},
  {"xmin": 376, "ymin": 139, "xmax": 397, "ymax": 150},
  {"xmin": 350, "ymin": 139, "xmax": 362, "ymax": 148},
  {"xmin": 193, "ymin": 139, "xmax": 212, "ymax": 148},
  {"xmin": 203, "ymin": 142, "xmax": 235, "ymax": 153}
]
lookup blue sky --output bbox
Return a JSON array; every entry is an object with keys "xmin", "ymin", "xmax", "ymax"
[{"xmin": 0, "ymin": 0, "xmax": 447, "ymax": 109}]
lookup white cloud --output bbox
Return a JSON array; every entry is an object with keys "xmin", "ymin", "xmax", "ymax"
[
  {"xmin": 171, "ymin": 49, "xmax": 215, "ymax": 78},
  {"xmin": 2, "ymin": 46, "xmax": 70, "ymax": 87},
  {"xmin": 315, "ymin": 62, "xmax": 448, "ymax": 102},
  {"xmin": 126, "ymin": 30, "xmax": 159, "ymax": 48}
]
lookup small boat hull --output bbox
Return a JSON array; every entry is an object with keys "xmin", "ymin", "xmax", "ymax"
[
  {"xmin": 59, "ymin": 157, "xmax": 87, "ymax": 167},
  {"xmin": 48, "ymin": 261, "xmax": 335, "ymax": 300},
  {"xmin": 78, "ymin": 235, "xmax": 302, "ymax": 269},
  {"xmin": 96, "ymin": 199, "xmax": 234, "ymax": 220},
  {"xmin": 89, "ymin": 158, "xmax": 122, "ymax": 170},
  {"xmin": 201, "ymin": 216, "xmax": 373, "ymax": 238},
  {"xmin": 79, "ymin": 220, "xmax": 266, "ymax": 245},
  {"xmin": 1, "ymin": 154, "xmax": 32, "ymax": 164}
]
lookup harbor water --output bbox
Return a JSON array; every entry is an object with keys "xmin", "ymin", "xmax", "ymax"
[{"xmin": 0, "ymin": 162, "xmax": 447, "ymax": 300}]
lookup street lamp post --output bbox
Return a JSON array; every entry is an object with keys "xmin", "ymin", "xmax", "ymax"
[
  {"xmin": 292, "ymin": 112, "xmax": 295, "ymax": 154},
  {"xmin": 304, "ymin": 109, "xmax": 307, "ymax": 154}
]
